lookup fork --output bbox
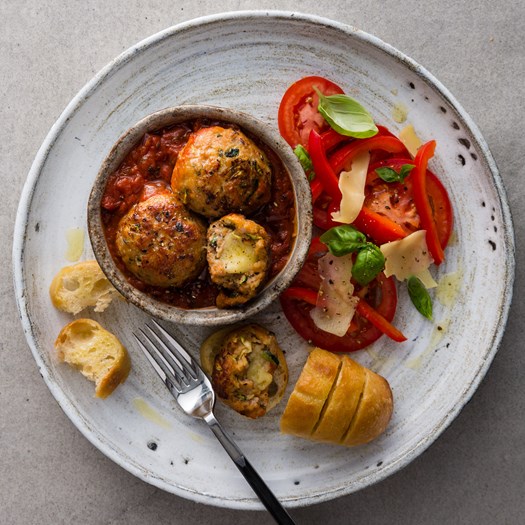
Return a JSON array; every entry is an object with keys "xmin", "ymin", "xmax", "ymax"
[{"xmin": 134, "ymin": 320, "xmax": 297, "ymax": 525}]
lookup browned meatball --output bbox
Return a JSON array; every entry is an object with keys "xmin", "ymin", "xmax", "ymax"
[
  {"xmin": 208, "ymin": 324, "xmax": 288, "ymax": 419},
  {"xmin": 115, "ymin": 192, "xmax": 207, "ymax": 287},
  {"xmin": 206, "ymin": 214, "xmax": 270, "ymax": 308},
  {"xmin": 171, "ymin": 126, "xmax": 272, "ymax": 218}
]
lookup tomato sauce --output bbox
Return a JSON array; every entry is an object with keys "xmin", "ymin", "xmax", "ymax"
[{"xmin": 101, "ymin": 119, "xmax": 296, "ymax": 309}]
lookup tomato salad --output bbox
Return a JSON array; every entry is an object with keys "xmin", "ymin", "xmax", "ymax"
[{"xmin": 278, "ymin": 76, "xmax": 453, "ymax": 352}]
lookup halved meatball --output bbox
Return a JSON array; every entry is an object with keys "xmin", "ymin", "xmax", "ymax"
[
  {"xmin": 207, "ymin": 324, "xmax": 288, "ymax": 419},
  {"xmin": 206, "ymin": 214, "xmax": 270, "ymax": 308},
  {"xmin": 115, "ymin": 192, "xmax": 207, "ymax": 287},
  {"xmin": 171, "ymin": 126, "xmax": 272, "ymax": 218}
]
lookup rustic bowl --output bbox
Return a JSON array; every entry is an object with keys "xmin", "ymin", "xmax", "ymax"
[{"xmin": 87, "ymin": 105, "xmax": 312, "ymax": 325}]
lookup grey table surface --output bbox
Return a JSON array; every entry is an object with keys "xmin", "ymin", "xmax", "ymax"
[{"xmin": 2, "ymin": 1, "xmax": 523, "ymax": 524}]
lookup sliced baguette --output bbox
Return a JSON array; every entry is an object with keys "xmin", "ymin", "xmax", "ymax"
[
  {"xmin": 312, "ymin": 355, "xmax": 366, "ymax": 443},
  {"xmin": 49, "ymin": 260, "xmax": 118, "ymax": 314},
  {"xmin": 342, "ymin": 367, "xmax": 393, "ymax": 446},
  {"xmin": 280, "ymin": 348, "xmax": 341, "ymax": 437},
  {"xmin": 55, "ymin": 319, "xmax": 131, "ymax": 398},
  {"xmin": 280, "ymin": 347, "xmax": 393, "ymax": 447}
]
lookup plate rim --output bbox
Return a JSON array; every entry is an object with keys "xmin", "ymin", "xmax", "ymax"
[{"xmin": 12, "ymin": 9, "xmax": 516, "ymax": 509}]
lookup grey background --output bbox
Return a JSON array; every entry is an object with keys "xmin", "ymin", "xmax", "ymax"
[{"xmin": 2, "ymin": 1, "xmax": 523, "ymax": 524}]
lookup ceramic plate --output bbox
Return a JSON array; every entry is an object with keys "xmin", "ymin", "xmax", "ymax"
[{"xmin": 13, "ymin": 12, "xmax": 514, "ymax": 509}]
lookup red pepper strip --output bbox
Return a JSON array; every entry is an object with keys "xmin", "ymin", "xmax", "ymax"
[
  {"xmin": 321, "ymin": 128, "xmax": 351, "ymax": 151},
  {"xmin": 376, "ymin": 125, "xmax": 398, "ymax": 138},
  {"xmin": 356, "ymin": 300, "xmax": 407, "ymax": 342},
  {"xmin": 353, "ymin": 206, "xmax": 408, "ymax": 245},
  {"xmin": 412, "ymin": 140, "xmax": 445, "ymax": 265},
  {"xmin": 281, "ymin": 286, "xmax": 318, "ymax": 306},
  {"xmin": 313, "ymin": 197, "xmax": 406, "ymax": 244},
  {"xmin": 308, "ymin": 129, "xmax": 342, "ymax": 204},
  {"xmin": 310, "ymin": 178, "xmax": 324, "ymax": 203},
  {"xmin": 281, "ymin": 286, "xmax": 401, "ymax": 339},
  {"xmin": 321, "ymin": 124, "xmax": 394, "ymax": 152},
  {"xmin": 329, "ymin": 135, "xmax": 408, "ymax": 174}
]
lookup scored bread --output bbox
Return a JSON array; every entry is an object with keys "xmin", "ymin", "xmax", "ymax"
[
  {"xmin": 280, "ymin": 349, "xmax": 340, "ymax": 437},
  {"xmin": 49, "ymin": 260, "xmax": 119, "ymax": 315},
  {"xmin": 312, "ymin": 355, "xmax": 366, "ymax": 443},
  {"xmin": 280, "ymin": 348, "xmax": 393, "ymax": 447},
  {"xmin": 342, "ymin": 367, "xmax": 393, "ymax": 446},
  {"xmin": 54, "ymin": 319, "xmax": 131, "ymax": 398}
]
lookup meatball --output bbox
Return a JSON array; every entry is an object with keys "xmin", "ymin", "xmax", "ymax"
[
  {"xmin": 171, "ymin": 126, "xmax": 272, "ymax": 218},
  {"xmin": 115, "ymin": 192, "xmax": 207, "ymax": 288},
  {"xmin": 206, "ymin": 214, "xmax": 270, "ymax": 308},
  {"xmin": 209, "ymin": 324, "xmax": 288, "ymax": 419}
]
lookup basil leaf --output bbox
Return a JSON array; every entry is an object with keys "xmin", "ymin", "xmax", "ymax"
[
  {"xmin": 375, "ymin": 164, "xmax": 415, "ymax": 183},
  {"xmin": 352, "ymin": 244, "xmax": 385, "ymax": 285},
  {"xmin": 294, "ymin": 145, "xmax": 315, "ymax": 180},
  {"xmin": 315, "ymin": 89, "xmax": 378, "ymax": 139},
  {"xmin": 320, "ymin": 225, "xmax": 367, "ymax": 256},
  {"xmin": 407, "ymin": 276, "xmax": 433, "ymax": 320}
]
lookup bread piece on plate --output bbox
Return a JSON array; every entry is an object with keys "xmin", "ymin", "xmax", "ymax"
[
  {"xmin": 312, "ymin": 355, "xmax": 366, "ymax": 443},
  {"xmin": 49, "ymin": 260, "xmax": 118, "ymax": 314},
  {"xmin": 280, "ymin": 348, "xmax": 341, "ymax": 437},
  {"xmin": 342, "ymin": 367, "xmax": 393, "ymax": 446},
  {"xmin": 280, "ymin": 347, "xmax": 393, "ymax": 447},
  {"xmin": 55, "ymin": 319, "xmax": 131, "ymax": 398}
]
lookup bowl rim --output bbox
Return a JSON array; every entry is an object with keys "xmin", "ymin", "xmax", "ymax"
[{"xmin": 87, "ymin": 104, "xmax": 313, "ymax": 325}]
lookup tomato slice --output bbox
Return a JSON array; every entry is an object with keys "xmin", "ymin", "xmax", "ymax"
[
  {"xmin": 280, "ymin": 243, "xmax": 399, "ymax": 353},
  {"xmin": 278, "ymin": 76, "xmax": 344, "ymax": 149},
  {"xmin": 365, "ymin": 157, "xmax": 453, "ymax": 249}
]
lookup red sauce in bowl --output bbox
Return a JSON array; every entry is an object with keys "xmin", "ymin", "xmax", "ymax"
[{"xmin": 101, "ymin": 119, "xmax": 296, "ymax": 309}]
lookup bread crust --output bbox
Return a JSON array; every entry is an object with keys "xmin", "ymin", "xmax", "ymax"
[
  {"xmin": 280, "ymin": 347, "xmax": 393, "ymax": 447},
  {"xmin": 280, "ymin": 348, "xmax": 341, "ymax": 437},
  {"xmin": 342, "ymin": 367, "xmax": 393, "ymax": 446},
  {"xmin": 49, "ymin": 260, "xmax": 118, "ymax": 314},
  {"xmin": 54, "ymin": 319, "xmax": 131, "ymax": 399},
  {"xmin": 312, "ymin": 355, "xmax": 366, "ymax": 443}
]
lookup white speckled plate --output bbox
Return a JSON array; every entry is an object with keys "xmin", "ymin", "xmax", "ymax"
[{"xmin": 13, "ymin": 11, "xmax": 514, "ymax": 509}]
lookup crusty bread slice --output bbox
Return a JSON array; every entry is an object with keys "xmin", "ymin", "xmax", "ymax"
[
  {"xmin": 280, "ymin": 347, "xmax": 393, "ymax": 447},
  {"xmin": 280, "ymin": 348, "xmax": 341, "ymax": 438},
  {"xmin": 49, "ymin": 260, "xmax": 118, "ymax": 315},
  {"xmin": 55, "ymin": 319, "xmax": 131, "ymax": 398},
  {"xmin": 312, "ymin": 355, "xmax": 366, "ymax": 443},
  {"xmin": 342, "ymin": 367, "xmax": 393, "ymax": 446}
]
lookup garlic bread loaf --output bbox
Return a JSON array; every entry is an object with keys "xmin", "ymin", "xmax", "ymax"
[
  {"xmin": 49, "ymin": 260, "xmax": 118, "ymax": 314},
  {"xmin": 54, "ymin": 319, "xmax": 130, "ymax": 398},
  {"xmin": 280, "ymin": 348, "xmax": 393, "ymax": 446},
  {"xmin": 279, "ymin": 349, "xmax": 340, "ymax": 436}
]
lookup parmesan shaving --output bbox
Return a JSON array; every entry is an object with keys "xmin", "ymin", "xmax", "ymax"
[
  {"xmin": 310, "ymin": 252, "xmax": 358, "ymax": 337},
  {"xmin": 414, "ymin": 268, "xmax": 438, "ymax": 289},
  {"xmin": 380, "ymin": 230, "xmax": 434, "ymax": 284},
  {"xmin": 399, "ymin": 124, "xmax": 422, "ymax": 157},
  {"xmin": 331, "ymin": 151, "xmax": 370, "ymax": 224}
]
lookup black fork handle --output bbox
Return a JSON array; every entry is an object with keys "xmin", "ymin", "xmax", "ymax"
[{"xmin": 204, "ymin": 413, "xmax": 297, "ymax": 525}]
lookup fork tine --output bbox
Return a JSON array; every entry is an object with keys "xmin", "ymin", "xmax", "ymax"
[
  {"xmin": 143, "ymin": 324, "xmax": 197, "ymax": 388},
  {"xmin": 134, "ymin": 331, "xmax": 183, "ymax": 391},
  {"xmin": 147, "ymin": 320, "xmax": 200, "ymax": 379}
]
